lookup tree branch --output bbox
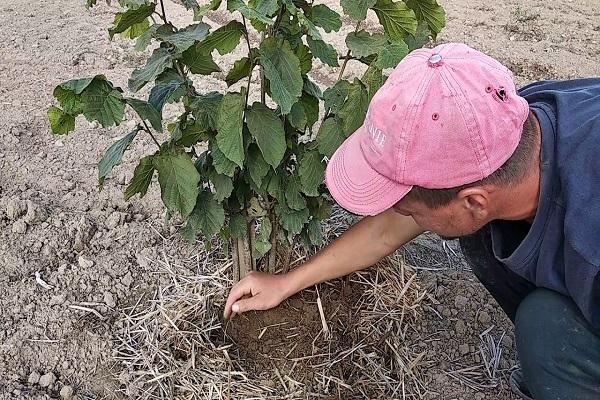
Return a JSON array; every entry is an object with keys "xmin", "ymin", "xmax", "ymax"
[{"xmin": 140, "ymin": 120, "xmax": 161, "ymax": 149}]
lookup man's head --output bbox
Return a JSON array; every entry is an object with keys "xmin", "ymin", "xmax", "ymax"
[{"xmin": 325, "ymin": 43, "xmax": 534, "ymax": 236}]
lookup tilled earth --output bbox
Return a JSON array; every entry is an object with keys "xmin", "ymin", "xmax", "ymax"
[{"xmin": 1, "ymin": 0, "xmax": 599, "ymax": 399}]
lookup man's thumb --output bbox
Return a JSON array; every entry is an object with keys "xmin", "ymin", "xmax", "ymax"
[{"xmin": 232, "ymin": 296, "xmax": 261, "ymax": 314}]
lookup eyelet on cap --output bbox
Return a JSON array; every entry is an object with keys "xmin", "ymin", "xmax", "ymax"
[
  {"xmin": 485, "ymin": 85, "xmax": 493, "ymax": 93},
  {"xmin": 428, "ymin": 54, "xmax": 443, "ymax": 67},
  {"xmin": 432, "ymin": 112, "xmax": 439, "ymax": 121},
  {"xmin": 392, "ymin": 104, "xmax": 397, "ymax": 111}
]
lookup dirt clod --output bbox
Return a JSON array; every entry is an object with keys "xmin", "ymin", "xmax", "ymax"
[
  {"xmin": 59, "ymin": 385, "xmax": 74, "ymax": 399},
  {"xmin": 38, "ymin": 372, "xmax": 56, "ymax": 388}
]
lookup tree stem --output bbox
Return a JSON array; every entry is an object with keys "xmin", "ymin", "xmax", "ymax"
[
  {"xmin": 158, "ymin": 0, "xmax": 168, "ymax": 24},
  {"xmin": 141, "ymin": 121, "xmax": 161, "ymax": 149},
  {"xmin": 241, "ymin": 16, "xmax": 254, "ymax": 106}
]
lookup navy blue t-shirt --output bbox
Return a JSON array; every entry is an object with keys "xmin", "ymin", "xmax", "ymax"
[{"xmin": 490, "ymin": 79, "xmax": 600, "ymax": 331}]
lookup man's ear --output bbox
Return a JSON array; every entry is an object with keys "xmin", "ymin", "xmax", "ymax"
[{"xmin": 457, "ymin": 187, "xmax": 491, "ymax": 218}]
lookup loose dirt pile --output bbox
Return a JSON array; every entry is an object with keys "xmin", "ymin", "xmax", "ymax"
[{"xmin": 1, "ymin": 0, "xmax": 599, "ymax": 399}]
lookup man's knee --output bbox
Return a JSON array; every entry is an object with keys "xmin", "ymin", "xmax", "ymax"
[{"xmin": 515, "ymin": 289, "xmax": 600, "ymax": 399}]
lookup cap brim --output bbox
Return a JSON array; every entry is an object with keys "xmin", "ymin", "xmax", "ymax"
[{"xmin": 325, "ymin": 128, "xmax": 412, "ymax": 216}]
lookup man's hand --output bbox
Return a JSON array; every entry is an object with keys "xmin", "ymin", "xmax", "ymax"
[{"xmin": 223, "ymin": 271, "xmax": 293, "ymax": 319}]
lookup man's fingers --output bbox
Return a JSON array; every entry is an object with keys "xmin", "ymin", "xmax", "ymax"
[
  {"xmin": 223, "ymin": 278, "xmax": 254, "ymax": 319},
  {"xmin": 231, "ymin": 295, "xmax": 264, "ymax": 314}
]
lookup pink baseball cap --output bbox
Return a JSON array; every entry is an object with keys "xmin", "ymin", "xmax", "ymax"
[{"xmin": 325, "ymin": 42, "xmax": 529, "ymax": 216}]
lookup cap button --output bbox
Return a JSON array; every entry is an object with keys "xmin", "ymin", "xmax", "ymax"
[{"xmin": 428, "ymin": 54, "xmax": 443, "ymax": 67}]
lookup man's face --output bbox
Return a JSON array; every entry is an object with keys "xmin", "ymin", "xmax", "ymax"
[{"xmin": 392, "ymin": 195, "xmax": 488, "ymax": 239}]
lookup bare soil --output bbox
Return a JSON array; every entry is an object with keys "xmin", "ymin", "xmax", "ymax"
[{"xmin": 1, "ymin": 0, "xmax": 599, "ymax": 399}]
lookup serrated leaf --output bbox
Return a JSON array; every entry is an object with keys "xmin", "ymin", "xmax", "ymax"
[
  {"xmin": 405, "ymin": 20, "xmax": 431, "ymax": 51},
  {"xmin": 149, "ymin": 80, "xmax": 184, "ymax": 113},
  {"xmin": 209, "ymin": 170, "xmax": 234, "ymax": 202},
  {"xmin": 135, "ymin": 24, "xmax": 159, "ymax": 51},
  {"xmin": 405, "ymin": 0, "xmax": 445, "ymax": 37},
  {"xmin": 184, "ymin": 191, "xmax": 225, "ymax": 241},
  {"xmin": 317, "ymin": 117, "xmax": 345, "ymax": 157},
  {"xmin": 126, "ymin": 98, "xmax": 162, "ymax": 132},
  {"xmin": 120, "ymin": 17, "xmax": 149, "ymax": 39},
  {"xmin": 246, "ymin": 102, "xmax": 286, "ymax": 168},
  {"xmin": 227, "ymin": 0, "xmax": 274, "ymax": 24},
  {"xmin": 296, "ymin": 44, "xmax": 313, "ymax": 74},
  {"xmin": 109, "ymin": 4, "xmax": 155, "ymax": 39},
  {"xmin": 307, "ymin": 218, "xmax": 323, "ymax": 245},
  {"xmin": 346, "ymin": 30, "xmax": 388, "ymax": 58},
  {"xmin": 216, "ymin": 92, "xmax": 245, "ymax": 167},
  {"xmin": 303, "ymin": 77, "xmax": 322, "ymax": 99},
  {"xmin": 309, "ymin": 4, "xmax": 341, "ymax": 33},
  {"xmin": 337, "ymin": 79, "xmax": 368, "ymax": 135},
  {"xmin": 53, "ymin": 86, "xmax": 83, "ymax": 115},
  {"xmin": 81, "ymin": 79, "xmax": 125, "ymax": 127},
  {"xmin": 153, "ymin": 146, "xmax": 201, "ymax": 217},
  {"xmin": 259, "ymin": 38, "xmax": 303, "ymax": 115},
  {"xmin": 362, "ymin": 67, "xmax": 385, "ymax": 101},
  {"xmin": 155, "ymin": 22, "xmax": 211, "ymax": 52},
  {"xmin": 48, "ymin": 107, "xmax": 75, "ymax": 135},
  {"xmin": 285, "ymin": 176, "xmax": 307, "ymax": 211},
  {"xmin": 263, "ymin": 169, "xmax": 285, "ymax": 203},
  {"xmin": 275, "ymin": 203, "xmax": 309, "ymax": 235},
  {"xmin": 306, "ymin": 37, "xmax": 339, "ymax": 67},
  {"xmin": 289, "ymin": 94, "xmax": 319, "ymax": 130},
  {"xmin": 250, "ymin": 0, "xmax": 278, "ymax": 17},
  {"xmin": 124, "ymin": 155, "xmax": 155, "ymax": 200},
  {"xmin": 98, "ymin": 128, "xmax": 140, "ymax": 186},
  {"xmin": 189, "ymin": 91, "xmax": 223, "ymax": 130},
  {"xmin": 229, "ymin": 213, "xmax": 247, "ymax": 238},
  {"xmin": 247, "ymin": 144, "xmax": 270, "ymax": 188},
  {"xmin": 254, "ymin": 217, "xmax": 272, "ymax": 258},
  {"xmin": 174, "ymin": 121, "xmax": 209, "ymax": 146},
  {"xmin": 375, "ymin": 40, "xmax": 409, "ymax": 69},
  {"xmin": 323, "ymin": 80, "xmax": 349, "ymax": 113},
  {"xmin": 60, "ymin": 77, "xmax": 95, "ymax": 94},
  {"xmin": 298, "ymin": 151, "xmax": 324, "ymax": 196},
  {"xmin": 129, "ymin": 47, "xmax": 173, "ymax": 92},
  {"xmin": 225, "ymin": 56, "xmax": 252, "ymax": 86},
  {"xmin": 201, "ymin": 20, "xmax": 245, "ymax": 55},
  {"xmin": 340, "ymin": 0, "xmax": 376, "ymax": 20},
  {"xmin": 372, "ymin": 0, "xmax": 417, "ymax": 41},
  {"xmin": 181, "ymin": 44, "xmax": 221, "ymax": 75}
]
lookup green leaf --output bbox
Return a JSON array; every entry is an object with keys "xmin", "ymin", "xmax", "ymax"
[
  {"xmin": 346, "ymin": 30, "xmax": 388, "ymax": 58},
  {"xmin": 60, "ymin": 77, "xmax": 95, "ymax": 94},
  {"xmin": 372, "ymin": 0, "xmax": 418, "ymax": 41},
  {"xmin": 362, "ymin": 66, "xmax": 385, "ymax": 101},
  {"xmin": 285, "ymin": 176, "xmax": 307, "ymax": 211},
  {"xmin": 98, "ymin": 128, "xmax": 140, "ymax": 186},
  {"xmin": 135, "ymin": 24, "xmax": 159, "ymax": 51},
  {"xmin": 263, "ymin": 169, "xmax": 285, "ymax": 203},
  {"xmin": 405, "ymin": 0, "xmax": 445, "ymax": 37},
  {"xmin": 153, "ymin": 146, "xmax": 201, "ymax": 217},
  {"xmin": 225, "ymin": 56, "xmax": 252, "ymax": 86},
  {"xmin": 53, "ymin": 86, "xmax": 83, "ymax": 115},
  {"xmin": 109, "ymin": 4, "xmax": 155, "ymax": 39},
  {"xmin": 298, "ymin": 150, "xmax": 324, "ymax": 196},
  {"xmin": 275, "ymin": 203, "xmax": 309, "ymax": 235},
  {"xmin": 174, "ymin": 121, "xmax": 208, "ymax": 146},
  {"xmin": 249, "ymin": 0, "xmax": 278, "ymax": 18},
  {"xmin": 247, "ymin": 144, "xmax": 270, "ymax": 188},
  {"xmin": 375, "ymin": 41, "xmax": 409, "ymax": 69},
  {"xmin": 201, "ymin": 20, "xmax": 245, "ymax": 55},
  {"xmin": 248, "ymin": 197, "xmax": 267, "ymax": 217},
  {"xmin": 209, "ymin": 170, "xmax": 234, "ymax": 202},
  {"xmin": 180, "ymin": 0, "xmax": 222, "ymax": 20},
  {"xmin": 227, "ymin": 0, "xmax": 274, "ymax": 24},
  {"xmin": 181, "ymin": 44, "xmax": 221, "ymax": 75},
  {"xmin": 124, "ymin": 155, "xmax": 155, "ymax": 200},
  {"xmin": 129, "ymin": 47, "xmax": 173, "ymax": 92},
  {"xmin": 317, "ymin": 116, "xmax": 345, "ymax": 157},
  {"xmin": 307, "ymin": 196, "xmax": 332, "ymax": 220},
  {"xmin": 86, "ymin": 0, "xmax": 98, "ymax": 8},
  {"xmin": 259, "ymin": 38, "xmax": 303, "ymax": 115},
  {"xmin": 306, "ymin": 37, "xmax": 339, "ymax": 67},
  {"xmin": 155, "ymin": 22, "xmax": 211, "ymax": 52},
  {"xmin": 126, "ymin": 98, "xmax": 162, "ymax": 132},
  {"xmin": 246, "ymin": 102, "xmax": 286, "ymax": 168},
  {"xmin": 119, "ymin": 17, "xmax": 150, "ymax": 39},
  {"xmin": 289, "ymin": 94, "xmax": 319, "ymax": 130},
  {"xmin": 303, "ymin": 77, "xmax": 322, "ymax": 99},
  {"xmin": 309, "ymin": 4, "xmax": 342, "ymax": 33},
  {"xmin": 405, "ymin": 20, "xmax": 431, "ymax": 51},
  {"xmin": 210, "ymin": 142, "xmax": 237, "ymax": 177},
  {"xmin": 323, "ymin": 80, "xmax": 349, "ymax": 113},
  {"xmin": 307, "ymin": 218, "xmax": 323, "ymax": 245},
  {"xmin": 216, "ymin": 92, "xmax": 245, "ymax": 167},
  {"xmin": 48, "ymin": 107, "xmax": 75, "ymax": 135},
  {"xmin": 184, "ymin": 191, "xmax": 225, "ymax": 241},
  {"xmin": 337, "ymin": 79, "xmax": 368, "ymax": 135},
  {"xmin": 296, "ymin": 44, "xmax": 313, "ymax": 74},
  {"xmin": 189, "ymin": 91, "xmax": 223, "ymax": 130},
  {"xmin": 149, "ymin": 80, "xmax": 183, "ymax": 112},
  {"xmin": 81, "ymin": 79, "xmax": 126, "ymax": 127},
  {"xmin": 229, "ymin": 213, "xmax": 247, "ymax": 238},
  {"xmin": 340, "ymin": 0, "xmax": 376, "ymax": 20},
  {"xmin": 254, "ymin": 217, "xmax": 272, "ymax": 258}
]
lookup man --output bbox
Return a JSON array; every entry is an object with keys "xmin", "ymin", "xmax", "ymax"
[{"xmin": 224, "ymin": 43, "xmax": 600, "ymax": 399}]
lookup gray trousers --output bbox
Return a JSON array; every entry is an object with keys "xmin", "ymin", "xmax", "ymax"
[{"xmin": 459, "ymin": 226, "xmax": 600, "ymax": 399}]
